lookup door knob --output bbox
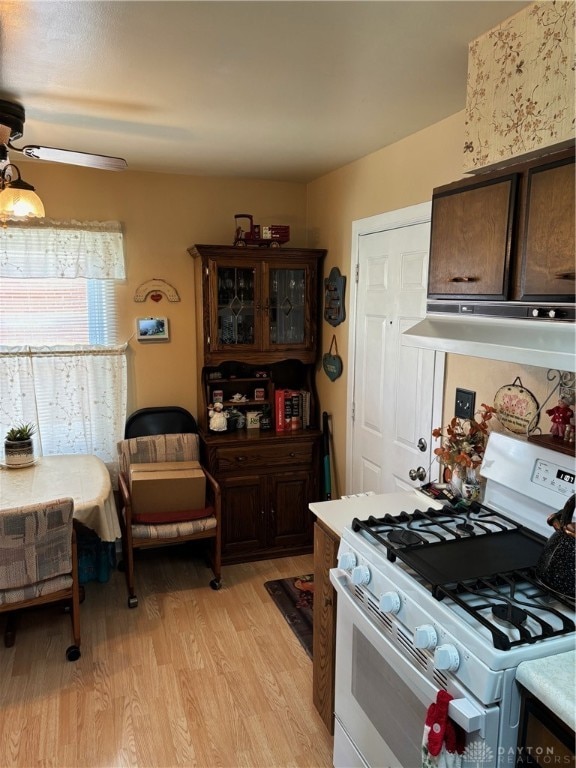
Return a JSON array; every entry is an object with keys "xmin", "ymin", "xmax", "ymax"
[
  {"xmin": 417, "ymin": 438, "xmax": 427, "ymax": 452},
  {"xmin": 409, "ymin": 466, "xmax": 426, "ymax": 482}
]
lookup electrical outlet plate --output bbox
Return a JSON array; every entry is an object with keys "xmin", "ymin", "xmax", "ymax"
[{"xmin": 455, "ymin": 388, "xmax": 476, "ymax": 419}]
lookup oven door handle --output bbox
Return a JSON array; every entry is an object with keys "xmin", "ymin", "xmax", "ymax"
[
  {"xmin": 330, "ymin": 569, "xmax": 488, "ymax": 738},
  {"xmin": 448, "ymin": 697, "xmax": 485, "ymax": 734}
]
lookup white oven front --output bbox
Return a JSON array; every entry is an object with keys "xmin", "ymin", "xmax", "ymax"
[{"xmin": 330, "ymin": 570, "xmax": 501, "ymax": 768}]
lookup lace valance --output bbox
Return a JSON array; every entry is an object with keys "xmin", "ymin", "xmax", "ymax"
[{"xmin": 0, "ymin": 218, "xmax": 125, "ymax": 279}]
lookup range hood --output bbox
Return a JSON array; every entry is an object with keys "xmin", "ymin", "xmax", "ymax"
[{"xmin": 403, "ymin": 309, "xmax": 576, "ymax": 370}]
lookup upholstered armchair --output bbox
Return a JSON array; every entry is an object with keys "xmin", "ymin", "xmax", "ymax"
[
  {"xmin": 117, "ymin": 432, "xmax": 222, "ymax": 609},
  {"xmin": 0, "ymin": 497, "xmax": 81, "ymax": 661}
]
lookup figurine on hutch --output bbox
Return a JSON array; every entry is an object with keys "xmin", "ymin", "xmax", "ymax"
[
  {"xmin": 546, "ymin": 395, "xmax": 574, "ymax": 442},
  {"xmin": 208, "ymin": 402, "xmax": 228, "ymax": 432}
]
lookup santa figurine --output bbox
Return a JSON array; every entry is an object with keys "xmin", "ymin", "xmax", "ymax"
[
  {"xmin": 546, "ymin": 395, "xmax": 574, "ymax": 438},
  {"xmin": 208, "ymin": 402, "xmax": 228, "ymax": 432}
]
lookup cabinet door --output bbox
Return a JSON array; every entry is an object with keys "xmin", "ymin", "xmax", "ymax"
[
  {"xmin": 518, "ymin": 156, "xmax": 575, "ymax": 301},
  {"xmin": 220, "ymin": 474, "xmax": 266, "ymax": 558},
  {"xmin": 267, "ymin": 469, "xmax": 314, "ymax": 549},
  {"xmin": 263, "ymin": 260, "xmax": 317, "ymax": 355},
  {"xmin": 428, "ymin": 175, "xmax": 517, "ymax": 299},
  {"xmin": 313, "ymin": 522, "xmax": 339, "ymax": 734},
  {"xmin": 209, "ymin": 259, "xmax": 260, "ymax": 353}
]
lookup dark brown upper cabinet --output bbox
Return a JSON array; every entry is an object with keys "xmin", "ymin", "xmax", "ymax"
[{"xmin": 428, "ymin": 147, "xmax": 575, "ymax": 303}]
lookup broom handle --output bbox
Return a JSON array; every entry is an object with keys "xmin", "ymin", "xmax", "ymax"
[{"xmin": 322, "ymin": 411, "xmax": 332, "ymax": 501}]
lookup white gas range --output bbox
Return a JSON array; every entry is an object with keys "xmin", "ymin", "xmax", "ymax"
[{"xmin": 317, "ymin": 433, "xmax": 575, "ymax": 768}]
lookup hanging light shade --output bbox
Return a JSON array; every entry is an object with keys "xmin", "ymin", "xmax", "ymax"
[{"xmin": 0, "ymin": 163, "xmax": 45, "ymax": 219}]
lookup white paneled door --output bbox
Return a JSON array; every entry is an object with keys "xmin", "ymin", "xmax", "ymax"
[{"xmin": 346, "ymin": 203, "xmax": 444, "ymax": 495}]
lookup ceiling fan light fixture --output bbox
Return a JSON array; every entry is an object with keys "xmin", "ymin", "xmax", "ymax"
[{"xmin": 0, "ymin": 163, "xmax": 45, "ymax": 219}]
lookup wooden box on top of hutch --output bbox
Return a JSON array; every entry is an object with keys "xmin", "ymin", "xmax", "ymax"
[{"xmin": 189, "ymin": 243, "xmax": 326, "ymax": 564}]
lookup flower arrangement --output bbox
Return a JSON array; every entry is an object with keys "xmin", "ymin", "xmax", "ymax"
[{"xmin": 432, "ymin": 404, "xmax": 496, "ymax": 475}]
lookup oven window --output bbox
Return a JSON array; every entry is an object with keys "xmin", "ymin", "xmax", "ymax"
[{"xmin": 352, "ymin": 626, "xmax": 427, "ymax": 768}]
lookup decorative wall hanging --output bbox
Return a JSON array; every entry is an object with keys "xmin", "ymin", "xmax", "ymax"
[
  {"xmin": 493, "ymin": 377, "xmax": 539, "ymax": 434},
  {"xmin": 322, "ymin": 335, "xmax": 343, "ymax": 381},
  {"xmin": 134, "ymin": 278, "xmax": 180, "ymax": 303},
  {"xmin": 324, "ymin": 267, "xmax": 346, "ymax": 327}
]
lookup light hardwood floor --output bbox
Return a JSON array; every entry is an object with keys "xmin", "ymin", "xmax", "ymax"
[{"xmin": 0, "ymin": 549, "xmax": 333, "ymax": 768}]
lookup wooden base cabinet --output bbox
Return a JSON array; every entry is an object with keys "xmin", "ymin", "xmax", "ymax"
[
  {"xmin": 313, "ymin": 520, "xmax": 339, "ymax": 734},
  {"xmin": 201, "ymin": 432, "xmax": 321, "ymax": 564}
]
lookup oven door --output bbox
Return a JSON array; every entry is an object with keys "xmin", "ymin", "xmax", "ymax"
[{"xmin": 330, "ymin": 570, "xmax": 500, "ymax": 768}]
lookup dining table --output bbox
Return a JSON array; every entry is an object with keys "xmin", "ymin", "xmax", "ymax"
[{"xmin": 0, "ymin": 454, "xmax": 120, "ymax": 542}]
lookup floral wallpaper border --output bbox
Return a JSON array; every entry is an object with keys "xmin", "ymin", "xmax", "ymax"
[{"xmin": 464, "ymin": 1, "xmax": 575, "ymax": 172}]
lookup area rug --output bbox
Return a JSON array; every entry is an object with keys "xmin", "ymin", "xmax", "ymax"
[{"xmin": 264, "ymin": 574, "xmax": 314, "ymax": 659}]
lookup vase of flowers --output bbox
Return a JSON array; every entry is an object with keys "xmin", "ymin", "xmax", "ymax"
[
  {"xmin": 4, "ymin": 422, "xmax": 36, "ymax": 468},
  {"xmin": 432, "ymin": 404, "xmax": 495, "ymax": 497}
]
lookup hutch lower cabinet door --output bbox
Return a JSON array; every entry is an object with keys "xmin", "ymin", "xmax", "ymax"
[{"xmin": 201, "ymin": 432, "xmax": 321, "ymax": 564}]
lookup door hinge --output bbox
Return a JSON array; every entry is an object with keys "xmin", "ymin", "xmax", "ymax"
[
  {"xmin": 355, "ymin": 264, "xmax": 359, "ymax": 283},
  {"xmin": 351, "ymin": 402, "xmax": 355, "ymax": 421}
]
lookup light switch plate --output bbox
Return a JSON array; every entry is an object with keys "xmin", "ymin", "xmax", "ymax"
[{"xmin": 455, "ymin": 388, "xmax": 476, "ymax": 419}]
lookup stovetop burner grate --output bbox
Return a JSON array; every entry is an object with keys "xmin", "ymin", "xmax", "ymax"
[{"xmin": 435, "ymin": 569, "xmax": 576, "ymax": 651}]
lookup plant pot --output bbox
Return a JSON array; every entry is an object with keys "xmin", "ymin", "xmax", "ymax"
[{"xmin": 4, "ymin": 438, "xmax": 35, "ymax": 468}]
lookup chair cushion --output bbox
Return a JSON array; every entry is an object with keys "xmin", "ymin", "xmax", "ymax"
[
  {"xmin": 0, "ymin": 497, "xmax": 74, "ymax": 591},
  {"xmin": 131, "ymin": 514, "xmax": 217, "ymax": 540},
  {"xmin": 118, "ymin": 433, "xmax": 200, "ymax": 471},
  {"xmin": 132, "ymin": 505, "xmax": 215, "ymax": 525},
  {"xmin": 0, "ymin": 574, "xmax": 73, "ymax": 606}
]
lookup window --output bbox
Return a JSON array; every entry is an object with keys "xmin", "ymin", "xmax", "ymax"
[
  {"xmin": 0, "ymin": 220, "xmax": 126, "ymax": 472},
  {"xmin": 0, "ymin": 277, "xmax": 116, "ymax": 346}
]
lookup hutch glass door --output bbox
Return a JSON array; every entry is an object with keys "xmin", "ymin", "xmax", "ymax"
[
  {"xmin": 216, "ymin": 265, "xmax": 255, "ymax": 347},
  {"xmin": 269, "ymin": 267, "xmax": 306, "ymax": 346}
]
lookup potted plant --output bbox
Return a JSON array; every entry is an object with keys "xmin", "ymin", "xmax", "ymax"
[{"xmin": 4, "ymin": 422, "xmax": 37, "ymax": 468}]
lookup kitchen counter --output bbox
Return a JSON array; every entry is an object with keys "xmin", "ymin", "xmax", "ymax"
[
  {"xmin": 516, "ymin": 651, "xmax": 576, "ymax": 732},
  {"xmin": 309, "ymin": 490, "xmax": 442, "ymax": 538}
]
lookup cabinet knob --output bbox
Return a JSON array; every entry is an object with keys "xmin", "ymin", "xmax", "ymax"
[
  {"xmin": 449, "ymin": 276, "xmax": 479, "ymax": 283},
  {"xmin": 324, "ymin": 596, "xmax": 332, "ymax": 607},
  {"xmin": 236, "ymin": 455, "xmax": 247, "ymax": 462},
  {"xmin": 289, "ymin": 452, "xmax": 296, "ymax": 457}
]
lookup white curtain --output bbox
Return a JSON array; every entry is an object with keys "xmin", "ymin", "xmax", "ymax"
[
  {"xmin": 0, "ymin": 219, "xmax": 127, "ymax": 476},
  {"xmin": 0, "ymin": 218, "xmax": 124, "ymax": 278}
]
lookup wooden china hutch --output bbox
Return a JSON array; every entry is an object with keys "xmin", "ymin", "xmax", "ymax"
[{"xmin": 189, "ymin": 243, "xmax": 326, "ymax": 564}]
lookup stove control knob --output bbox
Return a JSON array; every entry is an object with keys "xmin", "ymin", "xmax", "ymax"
[
  {"xmin": 351, "ymin": 565, "xmax": 371, "ymax": 585},
  {"xmin": 338, "ymin": 552, "xmax": 357, "ymax": 571},
  {"xmin": 413, "ymin": 625, "xmax": 438, "ymax": 650},
  {"xmin": 434, "ymin": 644, "xmax": 460, "ymax": 672},
  {"xmin": 379, "ymin": 591, "xmax": 401, "ymax": 614}
]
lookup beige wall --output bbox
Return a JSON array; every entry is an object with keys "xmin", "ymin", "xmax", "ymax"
[
  {"xmin": 305, "ymin": 110, "xmax": 562, "ymax": 495},
  {"xmin": 21, "ymin": 108, "xmax": 566, "ymax": 494},
  {"xmin": 21, "ymin": 162, "xmax": 308, "ymax": 418}
]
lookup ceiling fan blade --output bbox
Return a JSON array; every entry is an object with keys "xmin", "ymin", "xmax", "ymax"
[{"xmin": 14, "ymin": 143, "xmax": 127, "ymax": 171}]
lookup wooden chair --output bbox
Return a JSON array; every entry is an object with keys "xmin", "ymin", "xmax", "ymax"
[
  {"xmin": 0, "ymin": 497, "xmax": 81, "ymax": 661},
  {"xmin": 117, "ymin": 433, "xmax": 222, "ymax": 608}
]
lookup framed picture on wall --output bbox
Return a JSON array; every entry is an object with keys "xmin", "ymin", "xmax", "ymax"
[{"xmin": 136, "ymin": 317, "xmax": 169, "ymax": 342}]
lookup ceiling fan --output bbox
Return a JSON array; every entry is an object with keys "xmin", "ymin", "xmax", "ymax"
[{"xmin": 0, "ymin": 99, "xmax": 128, "ymax": 171}]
